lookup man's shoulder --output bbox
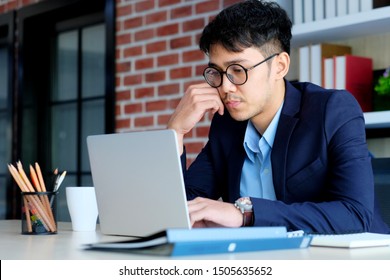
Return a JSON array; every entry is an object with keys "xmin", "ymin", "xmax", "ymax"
[
  {"xmin": 288, "ymin": 81, "xmax": 361, "ymax": 112},
  {"xmin": 290, "ymin": 81, "xmax": 356, "ymax": 103}
]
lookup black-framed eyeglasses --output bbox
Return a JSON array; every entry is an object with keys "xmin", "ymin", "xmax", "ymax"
[{"xmin": 203, "ymin": 53, "xmax": 279, "ymax": 88}]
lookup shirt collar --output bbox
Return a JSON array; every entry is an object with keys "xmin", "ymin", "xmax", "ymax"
[{"xmin": 243, "ymin": 102, "xmax": 284, "ymax": 163}]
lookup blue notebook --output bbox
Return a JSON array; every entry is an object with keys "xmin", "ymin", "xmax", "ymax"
[{"xmin": 84, "ymin": 227, "xmax": 312, "ymax": 256}]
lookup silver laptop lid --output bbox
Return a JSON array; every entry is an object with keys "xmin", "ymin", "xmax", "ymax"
[{"xmin": 87, "ymin": 129, "xmax": 191, "ymax": 237}]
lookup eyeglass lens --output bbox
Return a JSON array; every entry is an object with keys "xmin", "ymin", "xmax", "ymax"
[{"xmin": 204, "ymin": 64, "xmax": 247, "ymax": 88}]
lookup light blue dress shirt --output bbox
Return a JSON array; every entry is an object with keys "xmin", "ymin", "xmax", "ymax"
[{"xmin": 240, "ymin": 103, "xmax": 284, "ymax": 199}]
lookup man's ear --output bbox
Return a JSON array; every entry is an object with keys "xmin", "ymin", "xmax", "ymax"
[{"xmin": 274, "ymin": 52, "xmax": 290, "ymax": 79}]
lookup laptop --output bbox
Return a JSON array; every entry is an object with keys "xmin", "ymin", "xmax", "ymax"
[{"xmin": 86, "ymin": 129, "xmax": 191, "ymax": 237}]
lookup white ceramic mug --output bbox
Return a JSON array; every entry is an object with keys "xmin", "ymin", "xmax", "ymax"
[{"xmin": 66, "ymin": 186, "xmax": 98, "ymax": 231}]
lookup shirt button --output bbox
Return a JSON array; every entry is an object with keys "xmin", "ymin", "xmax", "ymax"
[{"xmin": 264, "ymin": 168, "xmax": 270, "ymax": 174}]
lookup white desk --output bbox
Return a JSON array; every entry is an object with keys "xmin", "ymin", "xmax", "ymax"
[{"xmin": 1, "ymin": 220, "xmax": 390, "ymax": 260}]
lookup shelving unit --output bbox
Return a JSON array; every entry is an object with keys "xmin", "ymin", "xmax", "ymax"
[
  {"xmin": 291, "ymin": 6, "xmax": 390, "ymax": 48},
  {"xmin": 364, "ymin": 111, "xmax": 390, "ymax": 129},
  {"xmin": 291, "ymin": 6, "xmax": 390, "ymax": 130}
]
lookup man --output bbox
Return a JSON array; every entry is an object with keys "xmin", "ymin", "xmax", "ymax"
[{"xmin": 167, "ymin": 0, "xmax": 389, "ymax": 234}]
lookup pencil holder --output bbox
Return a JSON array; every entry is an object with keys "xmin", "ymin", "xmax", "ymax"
[{"xmin": 21, "ymin": 191, "xmax": 58, "ymax": 235}]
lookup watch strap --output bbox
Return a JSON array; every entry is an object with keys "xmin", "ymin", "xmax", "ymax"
[{"xmin": 242, "ymin": 210, "xmax": 253, "ymax": 227}]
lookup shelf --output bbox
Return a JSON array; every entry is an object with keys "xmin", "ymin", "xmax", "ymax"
[
  {"xmin": 364, "ymin": 111, "xmax": 390, "ymax": 129},
  {"xmin": 291, "ymin": 6, "xmax": 390, "ymax": 48}
]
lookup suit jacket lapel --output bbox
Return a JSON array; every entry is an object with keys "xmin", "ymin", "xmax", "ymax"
[{"xmin": 271, "ymin": 81, "xmax": 301, "ymax": 200}]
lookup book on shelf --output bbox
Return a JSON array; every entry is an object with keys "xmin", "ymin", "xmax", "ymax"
[
  {"xmin": 348, "ymin": 0, "xmax": 360, "ymax": 14},
  {"xmin": 303, "ymin": 0, "xmax": 314, "ymax": 22},
  {"xmin": 323, "ymin": 57, "xmax": 334, "ymax": 89},
  {"xmin": 310, "ymin": 43, "xmax": 352, "ymax": 86},
  {"xmin": 299, "ymin": 45, "xmax": 310, "ymax": 82},
  {"xmin": 293, "ymin": 0, "xmax": 303, "ymax": 24},
  {"xmin": 314, "ymin": 0, "xmax": 325, "ymax": 21},
  {"xmin": 361, "ymin": 0, "xmax": 374, "ymax": 11},
  {"xmin": 299, "ymin": 43, "xmax": 351, "ymax": 84},
  {"xmin": 310, "ymin": 232, "xmax": 390, "ymax": 248},
  {"xmin": 325, "ymin": 0, "xmax": 337, "ymax": 18},
  {"xmin": 337, "ymin": 0, "xmax": 348, "ymax": 16},
  {"xmin": 334, "ymin": 54, "xmax": 373, "ymax": 112},
  {"xmin": 83, "ymin": 227, "xmax": 312, "ymax": 256}
]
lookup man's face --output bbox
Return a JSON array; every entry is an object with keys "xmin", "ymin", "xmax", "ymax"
[{"xmin": 208, "ymin": 44, "xmax": 283, "ymax": 128}]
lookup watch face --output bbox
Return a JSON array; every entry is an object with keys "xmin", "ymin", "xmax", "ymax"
[
  {"xmin": 236, "ymin": 197, "xmax": 253, "ymax": 211},
  {"xmin": 241, "ymin": 203, "xmax": 253, "ymax": 211}
]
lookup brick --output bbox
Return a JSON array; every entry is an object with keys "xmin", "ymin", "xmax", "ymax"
[
  {"xmin": 157, "ymin": 54, "xmax": 179, "ymax": 66},
  {"xmin": 183, "ymin": 18, "xmax": 204, "ymax": 32},
  {"xmin": 135, "ymin": 58, "xmax": 154, "ymax": 70},
  {"xmin": 116, "ymin": 33, "xmax": 131, "ymax": 45},
  {"xmin": 134, "ymin": 116, "xmax": 154, "ymax": 127},
  {"xmin": 158, "ymin": 83, "xmax": 180, "ymax": 96},
  {"xmin": 171, "ymin": 6, "xmax": 192, "ymax": 19},
  {"xmin": 159, "ymin": 0, "xmax": 181, "ymax": 7},
  {"xmin": 182, "ymin": 49, "xmax": 205, "ymax": 63},
  {"xmin": 124, "ymin": 103, "xmax": 143, "ymax": 114},
  {"xmin": 115, "ymin": 76, "xmax": 121, "ymax": 88},
  {"xmin": 124, "ymin": 74, "xmax": 143, "ymax": 85},
  {"xmin": 116, "ymin": 4, "xmax": 132, "ymax": 17},
  {"xmin": 157, "ymin": 23, "xmax": 179, "ymax": 37},
  {"xmin": 116, "ymin": 61, "xmax": 131, "ymax": 73},
  {"xmin": 116, "ymin": 118, "xmax": 131, "ymax": 130},
  {"xmin": 146, "ymin": 10, "xmax": 167, "ymax": 24},
  {"xmin": 115, "ymin": 104, "xmax": 121, "ymax": 116},
  {"xmin": 195, "ymin": 0, "xmax": 219, "ymax": 14},
  {"xmin": 145, "ymin": 71, "xmax": 166, "ymax": 82},
  {"xmin": 146, "ymin": 100, "xmax": 169, "ymax": 112},
  {"xmin": 116, "ymin": 90, "xmax": 131, "ymax": 101},
  {"xmin": 146, "ymin": 41, "xmax": 166, "ymax": 54},
  {"xmin": 135, "ymin": 0, "xmax": 154, "ymax": 12},
  {"xmin": 123, "ymin": 46, "xmax": 143, "ymax": 58},
  {"xmin": 170, "ymin": 66, "xmax": 191, "ymax": 79},
  {"xmin": 134, "ymin": 28, "xmax": 155, "ymax": 41},
  {"xmin": 135, "ymin": 87, "xmax": 155, "ymax": 99},
  {"xmin": 170, "ymin": 36, "xmax": 192, "ymax": 49},
  {"xmin": 123, "ymin": 17, "xmax": 143, "ymax": 29}
]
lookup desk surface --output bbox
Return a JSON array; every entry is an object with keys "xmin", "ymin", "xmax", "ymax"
[{"xmin": 1, "ymin": 220, "xmax": 390, "ymax": 260}]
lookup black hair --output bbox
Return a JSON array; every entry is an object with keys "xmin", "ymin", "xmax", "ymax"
[{"xmin": 199, "ymin": 0, "xmax": 292, "ymax": 56}]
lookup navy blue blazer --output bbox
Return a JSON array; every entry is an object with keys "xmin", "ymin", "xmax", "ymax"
[{"xmin": 182, "ymin": 80, "xmax": 390, "ymax": 234}]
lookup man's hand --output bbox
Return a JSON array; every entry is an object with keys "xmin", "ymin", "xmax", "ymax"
[
  {"xmin": 187, "ymin": 197, "xmax": 243, "ymax": 228},
  {"xmin": 167, "ymin": 83, "xmax": 224, "ymax": 154}
]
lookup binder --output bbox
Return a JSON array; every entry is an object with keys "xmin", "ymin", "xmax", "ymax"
[
  {"xmin": 334, "ymin": 54, "xmax": 373, "ymax": 112},
  {"xmin": 84, "ymin": 227, "xmax": 312, "ymax": 256}
]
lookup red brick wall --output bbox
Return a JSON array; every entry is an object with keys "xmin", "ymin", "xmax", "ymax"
[
  {"xmin": 1, "ymin": 0, "xmax": 242, "ymax": 165},
  {"xmin": 116, "ymin": 0, "xmax": 241, "ymax": 165},
  {"xmin": 0, "ymin": 0, "xmax": 41, "ymax": 13}
]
